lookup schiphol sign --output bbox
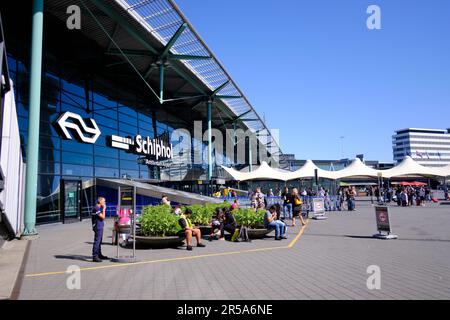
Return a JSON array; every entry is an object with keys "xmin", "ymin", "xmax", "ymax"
[
  {"xmin": 110, "ymin": 134, "xmax": 173, "ymax": 161},
  {"xmin": 54, "ymin": 111, "xmax": 173, "ymax": 161},
  {"xmin": 54, "ymin": 112, "xmax": 280, "ymax": 166}
]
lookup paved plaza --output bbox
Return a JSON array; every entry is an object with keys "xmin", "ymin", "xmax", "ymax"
[{"xmin": 15, "ymin": 202, "xmax": 450, "ymax": 300}]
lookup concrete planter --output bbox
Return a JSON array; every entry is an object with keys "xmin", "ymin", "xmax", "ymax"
[
  {"xmin": 133, "ymin": 235, "xmax": 185, "ymax": 248},
  {"xmin": 247, "ymin": 228, "xmax": 273, "ymax": 239}
]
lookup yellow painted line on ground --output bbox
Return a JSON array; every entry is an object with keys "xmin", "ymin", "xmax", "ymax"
[
  {"xmin": 288, "ymin": 220, "xmax": 309, "ymax": 248},
  {"xmin": 25, "ymin": 223, "xmax": 309, "ymax": 279}
]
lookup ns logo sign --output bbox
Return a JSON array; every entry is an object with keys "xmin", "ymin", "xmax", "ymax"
[{"xmin": 55, "ymin": 112, "xmax": 101, "ymax": 144}]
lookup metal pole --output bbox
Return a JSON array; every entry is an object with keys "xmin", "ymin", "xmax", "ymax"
[
  {"xmin": 22, "ymin": 0, "xmax": 44, "ymax": 237},
  {"xmin": 133, "ymin": 186, "xmax": 136, "ymax": 260},
  {"xmin": 116, "ymin": 186, "xmax": 120, "ymax": 259},
  {"xmin": 248, "ymin": 136, "xmax": 253, "ymax": 172},
  {"xmin": 159, "ymin": 62, "xmax": 164, "ymax": 103},
  {"xmin": 207, "ymin": 99, "xmax": 213, "ymax": 181}
]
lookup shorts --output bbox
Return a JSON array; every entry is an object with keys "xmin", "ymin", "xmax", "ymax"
[{"xmin": 293, "ymin": 206, "xmax": 301, "ymax": 217}]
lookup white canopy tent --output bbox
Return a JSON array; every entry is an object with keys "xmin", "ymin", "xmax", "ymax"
[
  {"xmin": 221, "ymin": 156, "xmax": 449, "ymax": 182},
  {"xmin": 380, "ymin": 156, "xmax": 443, "ymax": 179},
  {"xmin": 222, "ymin": 161, "xmax": 289, "ymax": 182},
  {"xmin": 284, "ymin": 160, "xmax": 337, "ymax": 180},
  {"xmin": 333, "ymin": 158, "xmax": 381, "ymax": 180}
]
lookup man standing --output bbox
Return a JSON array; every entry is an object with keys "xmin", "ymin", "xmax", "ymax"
[
  {"xmin": 92, "ymin": 197, "xmax": 108, "ymax": 262},
  {"xmin": 281, "ymin": 187, "xmax": 292, "ymax": 220}
]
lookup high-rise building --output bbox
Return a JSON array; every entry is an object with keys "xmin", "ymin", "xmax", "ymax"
[{"xmin": 392, "ymin": 128, "xmax": 450, "ymax": 167}]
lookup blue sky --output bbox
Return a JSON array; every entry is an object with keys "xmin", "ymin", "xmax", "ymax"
[{"xmin": 175, "ymin": 0, "xmax": 450, "ymax": 162}]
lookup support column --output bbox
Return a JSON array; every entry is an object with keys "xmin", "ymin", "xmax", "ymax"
[
  {"xmin": 23, "ymin": 0, "xmax": 44, "ymax": 237},
  {"xmin": 207, "ymin": 99, "xmax": 213, "ymax": 181},
  {"xmin": 159, "ymin": 62, "xmax": 164, "ymax": 103},
  {"xmin": 248, "ymin": 135, "xmax": 253, "ymax": 172}
]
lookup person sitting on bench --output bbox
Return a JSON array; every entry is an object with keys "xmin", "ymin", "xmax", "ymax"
[
  {"xmin": 178, "ymin": 209, "xmax": 206, "ymax": 251},
  {"xmin": 264, "ymin": 205, "xmax": 287, "ymax": 241},
  {"xmin": 222, "ymin": 208, "xmax": 237, "ymax": 240},
  {"xmin": 209, "ymin": 208, "xmax": 224, "ymax": 241}
]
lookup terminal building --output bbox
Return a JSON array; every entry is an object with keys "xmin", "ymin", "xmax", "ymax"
[
  {"xmin": 0, "ymin": 0, "xmax": 281, "ymax": 237},
  {"xmin": 393, "ymin": 128, "xmax": 450, "ymax": 167}
]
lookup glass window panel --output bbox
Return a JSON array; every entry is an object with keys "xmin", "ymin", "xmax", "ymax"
[
  {"xmin": 62, "ymin": 151, "xmax": 93, "ymax": 166},
  {"xmin": 61, "ymin": 101, "xmax": 91, "ymax": 117},
  {"xmin": 93, "ymin": 113, "xmax": 118, "ymax": 130},
  {"xmin": 39, "ymin": 121, "xmax": 60, "ymax": 137},
  {"xmin": 61, "ymin": 90, "xmax": 87, "ymax": 109},
  {"xmin": 62, "ymin": 139, "xmax": 94, "ymax": 154},
  {"xmin": 95, "ymin": 146, "xmax": 118, "ymax": 158},
  {"xmin": 40, "ymin": 109, "xmax": 60, "ymax": 125},
  {"xmin": 95, "ymin": 156, "xmax": 119, "ymax": 168},
  {"xmin": 119, "ymin": 150, "xmax": 138, "ymax": 161},
  {"xmin": 95, "ymin": 167, "xmax": 119, "ymax": 178},
  {"xmin": 117, "ymin": 113, "xmax": 137, "ymax": 126},
  {"xmin": 36, "ymin": 174, "xmax": 61, "ymax": 224},
  {"xmin": 40, "ymin": 148, "xmax": 61, "ymax": 162},
  {"xmin": 40, "ymin": 135, "xmax": 61, "ymax": 149},
  {"xmin": 38, "ymin": 161, "xmax": 61, "ymax": 175},
  {"xmin": 62, "ymin": 163, "xmax": 93, "ymax": 177},
  {"xmin": 120, "ymin": 169, "xmax": 140, "ymax": 179},
  {"xmin": 118, "ymin": 122, "xmax": 138, "ymax": 134},
  {"xmin": 118, "ymin": 106, "xmax": 137, "ymax": 117},
  {"xmin": 120, "ymin": 159, "xmax": 139, "ymax": 170},
  {"xmin": 61, "ymin": 79, "xmax": 85, "ymax": 97},
  {"xmin": 18, "ymin": 115, "xmax": 28, "ymax": 132}
]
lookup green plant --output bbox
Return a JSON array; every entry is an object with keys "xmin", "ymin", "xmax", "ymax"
[
  {"xmin": 186, "ymin": 204, "xmax": 213, "ymax": 226},
  {"xmin": 139, "ymin": 205, "xmax": 181, "ymax": 237},
  {"xmin": 234, "ymin": 208, "xmax": 265, "ymax": 229}
]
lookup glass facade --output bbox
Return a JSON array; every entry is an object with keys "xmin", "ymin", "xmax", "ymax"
[{"xmin": 8, "ymin": 54, "xmax": 215, "ymax": 224}]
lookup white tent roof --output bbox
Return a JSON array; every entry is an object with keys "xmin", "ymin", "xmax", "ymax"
[
  {"xmin": 222, "ymin": 161, "xmax": 289, "ymax": 182},
  {"xmin": 333, "ymin": 158, "xmax": 381, "ymax": 179},
  {"xmin": 284, "ymin": 160, "xmax": 337, "ymax": 180},
  {"xmin": 441, "ymin": 165, "xmax": 450, "ymax": 177},
  {"xmin": 380, "ymin": 156, "xmax": 443, "ymax": 179},
  {"xmin": 222, "ymin": 156, "xmax": 448, "ymax": 182}
]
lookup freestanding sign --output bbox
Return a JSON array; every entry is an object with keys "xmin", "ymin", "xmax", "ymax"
[
  {"xmin": 373, "ymin": 206, "xmax": 398, "ymax": 239},
  {"xmin": 112, "ymin": 185, "xmax": 138, "ymax": 263},
  {"xmin": 312, "ymin": 197, "xmax": 328, "ymax": 220}
]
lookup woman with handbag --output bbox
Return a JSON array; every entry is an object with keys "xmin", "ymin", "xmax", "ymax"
[{"xmin": 291, "ymin": 188, "xmax": 306, "ymax": 227}]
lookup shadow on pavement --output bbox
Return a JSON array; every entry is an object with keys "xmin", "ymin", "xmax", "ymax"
[{"xmin": 54, "ymin": 254, "xmax": 93, "ymax": 262}]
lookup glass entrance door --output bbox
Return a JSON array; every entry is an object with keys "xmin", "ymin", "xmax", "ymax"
[{"xmin": 61, "ymin": 179, "xmax": 82, "ymax": 223}]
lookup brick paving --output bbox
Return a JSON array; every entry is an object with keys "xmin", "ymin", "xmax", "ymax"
[{"xmin": 16, "ymin": 202, "xmax": 450, "ymax": 300}]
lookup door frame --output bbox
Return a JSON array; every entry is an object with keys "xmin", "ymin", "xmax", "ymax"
[{"xmin": 60, "ymin": 179, "xmax": 82, "ymax": 224}]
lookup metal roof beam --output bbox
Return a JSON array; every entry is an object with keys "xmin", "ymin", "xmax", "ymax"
[
  {"xmin": 216, "ymin": 95, "xmax": 242, "ymax": 99},
  {"xmin": 211, "ymin": 80, "xmax": 230, "ymax": 97},
  {"xmin": 88, "ymin": 0, "xmax": 159, "ymax": 55},
  {"xmin": 169, "ymin": 54, "xmax": 212, "ymax": 61},
  {"xmin": 161, "ymin": 22, "xmax": 187, "ymax": 58}
]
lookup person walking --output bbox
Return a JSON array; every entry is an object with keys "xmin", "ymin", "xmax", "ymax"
[
  {"xmin": 292, "ymin": 188, "xmax": 306, "ymax": 227},
  {"xmin": 281, "ymin": 187, "xmax": 293, "ymax": 220},
  {"xmin": 92, "ymin": 197, "xmax": 109, "ymax": 262}
]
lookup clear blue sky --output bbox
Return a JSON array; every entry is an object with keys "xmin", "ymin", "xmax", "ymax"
[{"xmin": 175, "ymin": 0, "xmax": 450, "ymax": 162}]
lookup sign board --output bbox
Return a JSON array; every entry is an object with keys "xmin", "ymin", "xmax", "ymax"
[
  {"xmin": 374, "ymin": 206, "xmax": 391, "ymax": 233},
  {"xmin": 312, "ymin": 198, "xmax": 325, "ymax": 214}
]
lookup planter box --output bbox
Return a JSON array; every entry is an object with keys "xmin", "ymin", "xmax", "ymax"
[
  {"xmin": 196, "ymin": 225, "xmax": 212, "ymax": 235},
  {"xmin": 247, "ymin": 228, "xmax": 273, "ymax": 239},
  {"xmin": 132, "ymin": 235, "xmax": 185, "ymax": 248}
]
